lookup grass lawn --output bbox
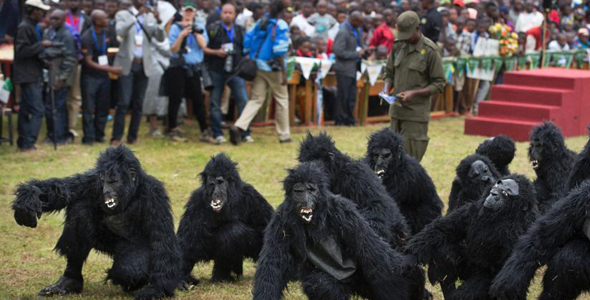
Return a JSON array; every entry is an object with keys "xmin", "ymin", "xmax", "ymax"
[{"xmin": 0, "ymin": 116, "xmax": 589, "ymax": 300}]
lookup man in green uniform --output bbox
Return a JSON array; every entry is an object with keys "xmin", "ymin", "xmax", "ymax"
[{"xmin": 383, "ymin": 10, "xmax": 445, "ymax": 162}]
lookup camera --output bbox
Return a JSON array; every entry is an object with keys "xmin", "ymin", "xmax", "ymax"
[
  {"xmin": 268, "ymin": 59, "xmax": 282, "ymax": 72},
  {"xmin": 191, "ymin": 24, "xmax": 204, "ymax": 34}
]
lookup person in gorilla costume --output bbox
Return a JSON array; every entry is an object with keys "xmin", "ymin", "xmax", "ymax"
[
  {"xmin": 176, "ymin": 153, "xmax": 274, "ymax": 285},
  {"xmin": 298, "ymin": 132, "xmax": 409, "ymax": 248},
  {"xmin": 404, "ymin": 174, "xmax": 538, "ymax": 300},
  {"xmin": 490, "ymin": 181, "xmax": 590, "ymax": 300},
  {"xmin": 365, "ymin": 128, "xmax": 443, "ymax": 235},
  {"xmin": 528, "ymin": 121, "xmax": 575, "ymax": 213},
  {"xmin": 475, "ymin": 135, "xmax": 516, "ymax": 177},
  {"xmin": 448, "ymin": 154, "xmax": 501, "ymax": 212},
  {"xmin": 12, "ymin": 145, "xmax": 181, "ymax": 299},
  {"xmin": 252, "ymin": 162, "xmax": 425, "ymax": 300},
  {"xmin": 567, "ymin": 126, "xmax": 590, "ymax": 190}
]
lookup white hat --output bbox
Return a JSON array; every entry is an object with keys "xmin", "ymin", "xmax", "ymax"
[{"xmin": 25, "ymin": 0, "xmax": 50, "ymax": 10}]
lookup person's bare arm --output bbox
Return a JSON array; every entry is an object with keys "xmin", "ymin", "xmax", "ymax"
[
  {"xmin": 194, "ymin": 33, "xmax": 226, "ymax": 57},
  {"xmin": 83, "ymin": 55, "xmax": 122, "ymax": 74}
]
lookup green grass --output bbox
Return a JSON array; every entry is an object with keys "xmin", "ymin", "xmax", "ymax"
[{"xmin": 1, "ymin": 116, "xmax": 589, "ymax": 299}]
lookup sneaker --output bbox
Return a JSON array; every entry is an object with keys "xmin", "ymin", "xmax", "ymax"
[
  {"xmin": 243, "ymin": 135, "xmax": 254, "ymax": 143},
  {"xmin": 169, "ymin": 130, "xmax": 188, "ymax": 143},
  {"xmin": 200, "ymin": 129, "xmax": 220, "ymax": 145},
  {"xmin": 229, "ymin": 126, "xmax": 242, "ymax": 146},
  {"xmin": 279, "ymin": 138, "xmax": 292, "ymax": 144},
  {"xmin": 215, "ymin": 136, "xmax": 227, "ymax": 143},
  {"xmin": 148, "ymin": 128, "xmax": 163, "ymax": 138},
  {"xmin": 69, "ymin": 129, "xmax": 79, "ymax": 138}
]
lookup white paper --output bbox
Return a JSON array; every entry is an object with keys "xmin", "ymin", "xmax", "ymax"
[
  {"xmin": 473, "ymin": 38, "xmax": 499, "ymax": 57},
  {"xmin": 366, "ymin": 64, "xmax": 383, "ymax": 86},
  {"xmin": 98, "ymin": 55, "xmax": 108, "ymax": 66},
  {"xmin": 379, "ymin": 91, "xmax": 397, "ymax": 104}
]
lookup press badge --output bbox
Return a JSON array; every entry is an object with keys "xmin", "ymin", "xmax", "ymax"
[
  {"xmin": 135, "ymin": 34, "xmax": 143, "ymax": 46},
  {"xmin": 98, "ymin": 55, "xmax": 108, "ymax": 66}
]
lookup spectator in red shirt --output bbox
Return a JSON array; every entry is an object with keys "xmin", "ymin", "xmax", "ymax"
[
  {"xmin": 525, "ymin": 22, "xmax": 550, "ymax": 51},
  {"xmin": 369, "ymin": 8, "xmax": 398, "ymax": 52}
]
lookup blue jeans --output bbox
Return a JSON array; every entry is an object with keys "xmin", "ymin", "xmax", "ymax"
[
  {"xmin": 112, "ymin": 62, "xmax": 148, "ymax": 142},
  {"xmin": 209, "ymin": 70, "xmax": 250, "ymax": 138},
  {"xmin": 81, "ymin": 74, "xmax": 111, "ymax": 144},
  {"xmin": 17, "ymin": 82, "xmax": 44, "ymax": 150},
  {"xmin": 44, "ymin": 86, "xmax": 70, "ymax": 143}
]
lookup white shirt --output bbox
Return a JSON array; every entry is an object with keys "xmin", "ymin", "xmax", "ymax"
[
  {"xmin": 548, "ymin": 40, "xmax": 570, "ymax": 51},
  {"xmin": 515, "ymin": 11, "xmax": 544, "ymax": 33},
  {"xmin": 291, "ymin": 13, "xmax": 315, "ymax": 37}
]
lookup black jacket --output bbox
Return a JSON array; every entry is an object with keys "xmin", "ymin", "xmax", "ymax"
[
  {"xmin": 420, "ymin": 8, "xmax": 442, "ymax": 43},
  {"xmin": 13, "ymin": 16, "xmax": 45, "ymax": 85},
  {"xmin": 205, "ymin": 21, "xmax": 245, "ymax": 74}
]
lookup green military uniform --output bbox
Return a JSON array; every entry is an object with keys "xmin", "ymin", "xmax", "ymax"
[{"xmin": 383, "ymin": 11, "xmax": 445, "ymax": 162}]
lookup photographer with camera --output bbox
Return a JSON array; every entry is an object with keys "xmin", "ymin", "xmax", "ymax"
[
  {"xmin": 228, "ymin": 0, "xmax": 291, "ymax": 145},
  {"xmin": 41, "ymin": 9, "xmax": 77, "ymax": 145},
  {"xmin": 205, "ymin": 3, "xmax": 251, "ymax": 144},
  {"xmin": 13, "ymin": 0, "xmax": 52, "ymax": 152},
  {"xmin": 80, "ymin": 10, "xmax": 122, "ymax": 145},
  {"xmin": 165, "ymin": 0, "xmax": 218, "ymax": 144}
]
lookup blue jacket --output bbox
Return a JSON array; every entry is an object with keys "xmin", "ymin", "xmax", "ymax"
[{"xmin": 243, "ymin": 17, "xmax": 289, "ymax": 71}]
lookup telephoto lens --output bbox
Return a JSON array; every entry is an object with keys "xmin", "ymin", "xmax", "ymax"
[{"xmin": 224, "ymin": 50, "xmax": 233, "ymax": 73}]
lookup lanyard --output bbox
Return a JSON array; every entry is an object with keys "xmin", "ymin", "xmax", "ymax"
[
  {"xmin": 135, "ymin": 15, "xmax": 143, "ymax": 34},
  {"xmin": 222, "ymin": 23, "xmax": 234, "ymax": 44},
  {"xmin": 347, "ymin": 21, "xmax": 361, "ymax": 47},
  {"xmin": 35, "ymin": 24, "xmax": 42, "ymax": 41},
  {"xmin": 67, "ymin": 11, "xmax": 80, "ymax": 32},
  {"xmin": 91, "ymin": 27, "xmax": 107, "ymax": 55}
]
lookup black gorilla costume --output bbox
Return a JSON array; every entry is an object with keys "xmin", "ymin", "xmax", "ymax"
[
  {"xmin": 490, "ymin": 181, "xmax": 590, "ymax": 300},
  {"xmin": 475, "ymin": 135, "xmax": 516, "ymax": 176},
  {"xmin": 253, "ymin": 162, "xmax": 425, "ymax": 300},
  {"xmin": 365, "ymin": 128, "xmax": 443, "ymax": 235},
  {"xmin": 567, "ymin": 127, "xmax": 590, "ymax": 190},
  {"xmin": 406, "ymin": 174, "xmax": 538, "ymax": 300},
  {"xmin": 528, "ymin": 121, "xmax": 575, "ymax": 213},
  {"xmin": 448, "ymin": 154, "xmax": 501, "ymax": 212},
  {"xmin": 12, "ymin": 146, "xmax": 181, "ymax": 299},
  {"xmin": 298, "ymin": 132, "xmax": 409, "ymax": 248},
  {"xmin": 176, "ymin": 153, "xmax": 274, "ymax": 284}
]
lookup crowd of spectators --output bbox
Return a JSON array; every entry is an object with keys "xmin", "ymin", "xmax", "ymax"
[{"xmin": 2, "ymin": 0, "xmax": 590, "ymax": 151}]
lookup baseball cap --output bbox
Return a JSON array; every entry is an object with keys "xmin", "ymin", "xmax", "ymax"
[
  {"xmin": 182, "ymin": 0, "xmax": 197, "ymax": 11},
  {"xmin": 25, "ymin": 0, "xmax": 50, "ymax": 10},
  {"xmin": 454, "ymin": 0, "xmax": 465, "ymax": 7},
  {"xmin": 396, "ymin": 11, "xmax": 420, "ymax": 41},
  {"xmin": 578, "ymin": 28, "xmax": 589, "ymax": 36}
]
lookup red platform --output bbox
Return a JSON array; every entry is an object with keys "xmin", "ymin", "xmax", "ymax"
[{"xmin": 464, "ymin": 68, "xmax": 590, "ymax": 141}]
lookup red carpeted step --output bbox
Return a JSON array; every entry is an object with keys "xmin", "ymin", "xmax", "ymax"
[
  {"xmin": 490, "ymin": 85, "xmax": 571, "ymax": 106},
  {"xmin": 478, "ymin": 101, "xmax": 560, "ymax": 122},
  {"xmin": 504, "ymin": 73, "xmax": 577, "ymax": 90},
  {"xmin": 464, "ymin": 117, "xmax": 539, "ymax": 142}
]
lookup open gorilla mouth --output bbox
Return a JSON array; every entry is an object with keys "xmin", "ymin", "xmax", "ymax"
[
  {"xmin": 210, "ymin": 199, "xmax": 223, "ymax": 212},
  {"xmin": 300, "ymin": 207, "xmax": 313, "ymax": 223},
  {"xmin": 374, "ymin": 168, "xmax": 386, "ymax": 179},
  {"xmin": 104, "ymin": 197, "xmax": 117, "ymax": 209},
  {"xmin": 531, "ymin": 159, "xmax": 539, "ymax": 169}
]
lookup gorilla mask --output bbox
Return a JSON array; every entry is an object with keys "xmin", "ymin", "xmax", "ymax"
[
  {"xmin": 528, "ymin": 122, "xmax": 566, "ymax": 170},
  {"xmin": 371, "ymin": 148, "xmax": 402, "ymax": 179},
  {"xmin": 469, "ymin": 160, "xmax": 495, "ymax": 185},
  {"xmin": 484, "ymin": 179, "xmax": 519, "ymax": 211},
  {"xmin": 293, "ymin": 182, "xmax": 318, "ymax": 223},
  {"xmin": 99, "ymin": 167, "xmax": 137, "ymax": 211},
  {"xmin": 207, "ymin": 176, "xmax": 228, "ymax": 212}
]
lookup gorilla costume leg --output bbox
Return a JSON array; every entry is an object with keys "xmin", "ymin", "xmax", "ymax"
[
  {"xmin": 451, "ymin": 275, "xmax": 493, "ymax": 300},
  {"xmin": 539, "ymin": 239, "xmax": 590, "ymax": 300},
  {"xmin": 106, "ymin": 242, "xmax": 151, "ymax": 292},
  {"xmin": 211, "ymin": 256, "xmax": 243, "ymax": 282},
  {"xmin": 39, "ymin": 203, "xmax": 95, "ymax": 296},
  {"xmin": 301, "ymin": 269, "xmax": 352, "ymax": 300}
]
